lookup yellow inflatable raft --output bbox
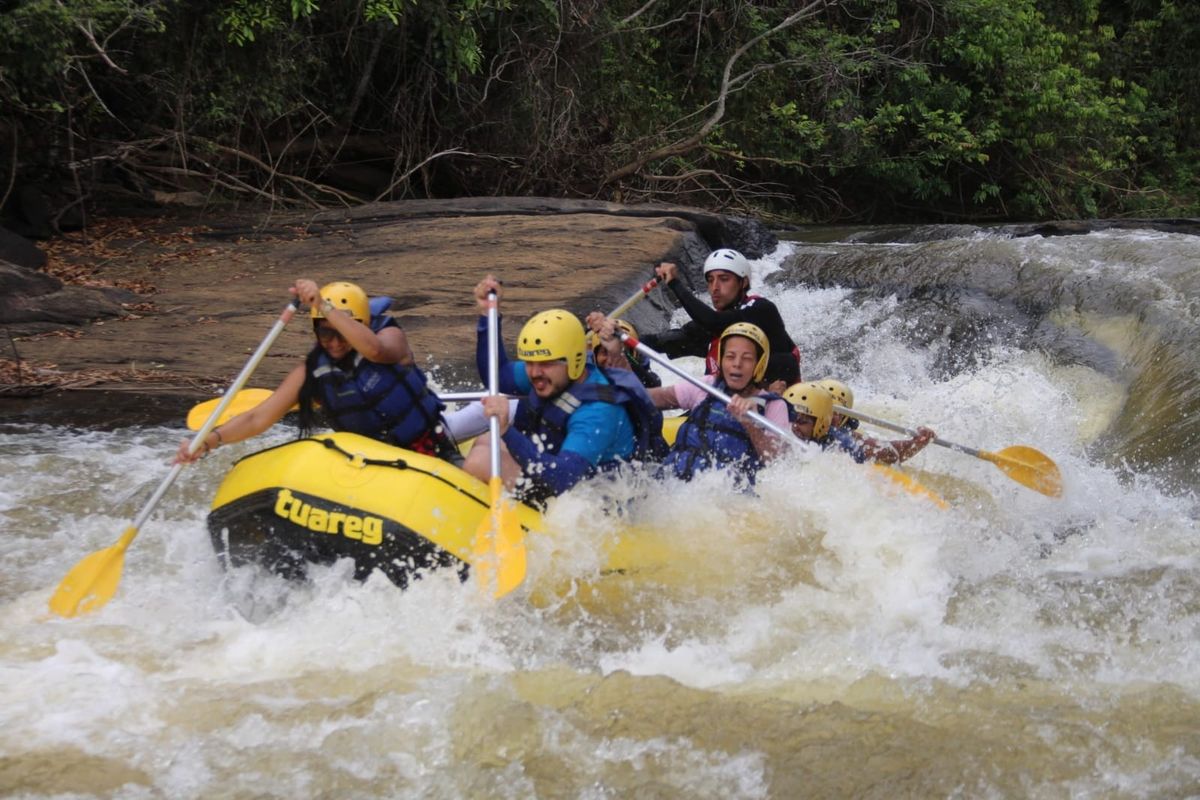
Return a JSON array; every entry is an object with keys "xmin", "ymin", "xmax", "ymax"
[
  {"xmin": 207, "ymin": 418, "xmax": 943, "ymax": 590},
  {"xmin": 207, "ymin": 432, "xmax": 543, "ymax": 587}
]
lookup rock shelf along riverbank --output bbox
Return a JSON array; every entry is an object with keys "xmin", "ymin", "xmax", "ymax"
[{"xmin": 1, "ymin": 197, "xmax": 776, "ymax": 426}]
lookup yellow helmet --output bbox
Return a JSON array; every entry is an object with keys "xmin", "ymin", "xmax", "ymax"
[
  {"xmin": 586, "ymin": 319, "xmax": 638, "ymax": 352},
  {"xmin": 783, "ymin": 382, "xmax": 834, "ymax": 438},
  {"xmin": 719, "ymin": 322, "xmax": 769, "ymax": 383},
  {"xmin": 311, "ymin": 281, "xmax": 369, "ymax": 322},
  {"xmin": 518, "ymin": 309, "xmax": 587, "ymax": 380},
  {"xmin": 817, "ymin": 379, "xmax": 854, "ymax": 410}
]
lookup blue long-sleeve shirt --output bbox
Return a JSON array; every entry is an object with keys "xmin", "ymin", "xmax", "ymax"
[
  {"xmin": 476, "ymin": 316, "xmax": 635, "ymax": 498},
  {"xmin": 819, "ymin": 425, "xmax": 868, "ymax": 463}
]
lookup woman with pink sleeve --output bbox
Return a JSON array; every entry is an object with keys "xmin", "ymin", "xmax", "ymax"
[{"xmin": 647, "ymin": 322, "xmax": 788, "ymax": 484}]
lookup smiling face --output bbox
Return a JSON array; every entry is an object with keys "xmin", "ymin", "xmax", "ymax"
[
  {"xmin": 705, "ymin": 270, "xmax": 747, "ymax": 311},
  {"xmin": 524, "ymin": 359, "xmax": 572, "ymax": 398},
  {"xmin": 719, "ymin": 335, "xmax": 760, "ymax": 393},
  {"xmin": 314, "ymin": 322, "xmax": 352, "ymax": 360},
  {"xmin": 791, "ymin": 414, "xmax": 817, "ymax": 440}
]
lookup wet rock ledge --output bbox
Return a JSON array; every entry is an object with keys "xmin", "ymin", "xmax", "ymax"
[{"xmin": 1, "ymin": 197, "xmax": 776, "ymax": 426}]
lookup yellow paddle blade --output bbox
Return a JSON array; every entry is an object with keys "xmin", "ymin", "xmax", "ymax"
[
  {"xmin": 47, "ymin": 527, "xmax": 136, "ymax": 617},
  {"xmin": 871, "ymin": 464, "xmax": 949, "ymax": 509},
  {"xmin": 984, "ymin": 446, "xmax": 1063, "ymax": 498},
  {"xmin": 186, "ymin": 388, "xmax": 275, "ymax": 430},
  {"xmin": 471, "ymin": 477, "xmax": 527, "ymax": 598}
]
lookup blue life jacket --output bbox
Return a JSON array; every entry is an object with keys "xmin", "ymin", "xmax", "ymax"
[
  {"xmin": 513, "ymin": 366, "xmax": 667, "ymax": 462},
  {"xmin": 310, "ymin": 299, "xmax": 444, "ymax": 448},
  {"xmin": 664, "ymin": 381, "xmax": 781, "ymax": 481},
  {"xmin": 817, "ymin": 425, "xmax": 867, "ymax": 463}
]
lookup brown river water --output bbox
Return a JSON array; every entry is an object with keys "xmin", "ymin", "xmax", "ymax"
[{"xmin": 2, "ymin": 227, "xmax": 1198, "ymax": 798}]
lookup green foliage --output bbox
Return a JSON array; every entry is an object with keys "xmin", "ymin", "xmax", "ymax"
[
  {"xmin": 219, "ymin": 0, "xmax": 286, "ymax": 45},
  {"xmin": 1, "ymin": 0, "xmax": 1195, "ymax": 220},
  {"xmin": 213, "ymin": 0, "xmax": 502, "ymax": 80},
  {"xmin": 0, "ymin": 0, "xmax": 164, "ymax": 110}
]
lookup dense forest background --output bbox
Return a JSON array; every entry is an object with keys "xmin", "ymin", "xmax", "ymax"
[{"xmin": 1, "ymin": 0, "xmax": 1197, "ymax": 229}]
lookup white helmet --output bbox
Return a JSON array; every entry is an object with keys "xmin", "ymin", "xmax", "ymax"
[{"xmin": 703, "ymin": 248, "xmax": 751, "ymax": 279}]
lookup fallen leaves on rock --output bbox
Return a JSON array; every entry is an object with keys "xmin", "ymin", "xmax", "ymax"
[
  {"xmin": 42, "ymin": 217, "xmax": 217, "ymax": 294},
  {"xmin": 0, "ymin": 357, "xmax": 220, "ymax": 397},
  {"xmin": 12, "ymin": 329, "xmax": 84, "ymax": 342}
]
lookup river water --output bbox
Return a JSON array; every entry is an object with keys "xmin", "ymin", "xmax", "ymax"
[{"xmin": 2, "ymin": 226, "xmax": 1198, "ymax": 798}]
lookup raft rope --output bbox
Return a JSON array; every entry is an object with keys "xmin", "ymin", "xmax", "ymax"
[{"xmin": 315, "ymin": 436, "xmax": 491, "ymax": 510}]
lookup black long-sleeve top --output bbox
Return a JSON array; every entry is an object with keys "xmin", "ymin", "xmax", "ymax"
[{"xmin": 641, "ymin": 279, "xmax": 801, "ymax": 385}]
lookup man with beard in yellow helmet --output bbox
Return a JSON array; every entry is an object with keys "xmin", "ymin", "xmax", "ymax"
[{"xmin": 463, "ymin": 275, "xmax": 666, "ymax": 506}]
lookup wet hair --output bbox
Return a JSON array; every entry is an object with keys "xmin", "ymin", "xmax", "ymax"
[
  {"xmin": 296, "ymin": 347, "xmax": 324, "ymax": 438},
  {"xmin": 298, "ymin": 344, "xmax": 354, "ymax": 437}
]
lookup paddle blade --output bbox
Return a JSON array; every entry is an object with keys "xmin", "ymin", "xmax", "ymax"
[
  {"xmin": 48, "ymin": 528, "xmax": 134, "ymax": 617},
  {"xmin": 871, "ymin": 465, "xmax": 949, "ymax": 509},
  {"xmin": 471, "ymin": 478, "xmax": 527, "ymax": 598},
  {"xmin": 186, "ymin": 388, "xmax": 275, "ymax": 430},
  {"xmin": 985, "ymin": 446, "xmax": 1063, "ymax": 498}
]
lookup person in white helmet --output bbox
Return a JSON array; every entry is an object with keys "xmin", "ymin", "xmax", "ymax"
[{"xmin": 641, "ymin": 248, "xmax": 801, "ymax": 386}]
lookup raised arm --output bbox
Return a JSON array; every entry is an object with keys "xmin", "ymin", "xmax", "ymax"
[
  {"xmin": 858, "ymin": 426, "xmax": 936, "ymax": 464},
  {"xmin": 293, "ymin": 278, "xmax": 410, "ymax": 364}
]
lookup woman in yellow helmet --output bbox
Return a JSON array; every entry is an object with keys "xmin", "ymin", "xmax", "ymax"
[
  {"xmin": 177, "ymin": 278, "xmax": 450, "ymax": 463},
  {"xmin": 784, "ymin": 380, "xmax": 935, "ymax": 464},
  {"xmin": 647, "ymin": 321, "xmax": 789, "ymax": 483}
]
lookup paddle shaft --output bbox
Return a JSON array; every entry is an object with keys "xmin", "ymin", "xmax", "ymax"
[
  {"xmin": 620, "ymin": 333, "xmax": 799, "ymax": 445},
  {"xmin": 834, "ymin": 404, "xmax": 983, "ymax": 459},
  {"xmin": 472, "ymin": 288, "xmax": 529, "ymax": 598},
  {"xmin": 608, "ymin": 277, "xmax": 659, "ymax": 320},
  {"xmin": 142, "ymin": 300, "xmax": 301, "ymax": 529},
  {"xmin": 440, "ymin": 391, "xmax": 497, "ymax": 403},
  {"xmin": 486, "ymin": 293, "xmax": 502, "ymax": 479},
  {"xmin": 48, "ymin": 298, "xmax": 301, "ymax": 617}
]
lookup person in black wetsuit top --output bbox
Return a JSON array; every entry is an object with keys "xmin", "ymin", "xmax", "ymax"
[{"xmin": 640, "ymin": 248, "xmax": 801, "ymax": 387}]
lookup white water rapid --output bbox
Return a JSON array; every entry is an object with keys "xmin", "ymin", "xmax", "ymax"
[{"xmin": 3, "ymin": 227, "xmax": 1198, "ymax": 798}]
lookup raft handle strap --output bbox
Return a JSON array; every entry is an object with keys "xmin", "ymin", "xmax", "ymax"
[
  {"xmin": 319, "ymin": 436, "xmax": 409, "ymax": 469},
  {"xmin": 315, "ymin": 437, "xmax": 493, "ymax": 511}
]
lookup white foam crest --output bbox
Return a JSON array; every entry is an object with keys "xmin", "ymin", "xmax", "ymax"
[
  {"xmin": 748, "ymin": 241, "xmax": 796, "ymax": 282},
  {"xmin": 556, "ymin": 725, "xmax": 769, "ymax": 799},
  {"xmin": 158, "ymin": 557, "xmax": 531, "ymax": 684},
  {"xmin": 517, "ymin": 448, "xmax": 967, "ymax": 689},
  {"xmin": 597, "ymin": 636, "xmax": 755, "ymax": 687},
  {"xmin": 732, "ymin": 453, "xmax": 961, "ymax": 680},
  {"xmin": 0, "ymin": 638, "xmax": 163, "ymax": 752}
]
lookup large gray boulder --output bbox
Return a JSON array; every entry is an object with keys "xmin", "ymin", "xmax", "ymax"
[
  {"xmin": 0, "ymin": 226, "xmax": 46, "ymax": 270},
  {"xmin": 0, "ymin": 260, "xmax": 136, "ymax": 335}
]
